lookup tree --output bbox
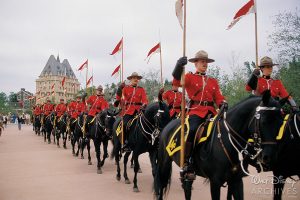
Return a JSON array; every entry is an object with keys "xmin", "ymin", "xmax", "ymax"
[
  {"xmin": 278, "ymin": 59, "xmax": 300, "ymax": 104},
  {"xmin": 8, "ymin": 92, "xmax": 17, "ymax": 102},
  {"xmin": 268, "ymin": 9, "xmax": 300, "ymax": 63}
]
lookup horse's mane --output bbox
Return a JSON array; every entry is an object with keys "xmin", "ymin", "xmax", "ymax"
[{"xmin": 229, "ymin": 95, "xmax": 260, "ymax": 112}]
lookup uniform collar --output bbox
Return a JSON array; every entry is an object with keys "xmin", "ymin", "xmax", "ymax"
[
  {"xmin": 262, "ymin": 75, "xmax": 271, "ymax": 79},
  {"xmin": 195, "ymin": 71, "xmax": 206, "ymax": 76}
]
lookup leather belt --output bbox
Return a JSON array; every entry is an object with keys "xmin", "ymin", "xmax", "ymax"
[
  {"xmin": 125, "ymin": 102, "xmax": 142, "ymax": 106},
  {"xmin": 190, "ymin": 101, "xmax": 214, "ymax": 106}
]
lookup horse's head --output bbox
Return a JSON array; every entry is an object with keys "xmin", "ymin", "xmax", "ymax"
[
  {"xmin": 227, "ymin": 90, "xmax": 287, "ymax": 171},
  {"xmin": 105, "ymin": 109, "xmax": 120, "ymax": 137},
  {"xmin": 253, "ymin": 90, "xmax": 287, "ymax": 170},
  {"xmin": 144, "ymin": 101, "xmax": 171, "ymax": 131}
]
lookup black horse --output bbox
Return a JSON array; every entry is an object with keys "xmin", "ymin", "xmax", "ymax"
[
  {"xmin": 88, "ymin": 109, "xmax": 119, "ymax": 174},
  {"xmin": 154, "ymin": 91, "xmax": 286, "ymax": 200},
  {"xmin": 72, "ymin": 113, "xmax": 90, "ymax": 161},
  {"xmin": 55, "ymin": 113, "xmax": 68, "ymax": 148},
  {"xmin": 272, "ymin": 111, "xmax": 300, "ymax": 200},
  {"xmin": 44, "ymin": 113, "xmax": 55, "ymax": 144},
  {"xmin": 113, "ymin": 101, "xmax": 170, "ymax": 192},
  {"xmin": 34, "ymin": 115, "xmax": 42, "ymax": 135}
]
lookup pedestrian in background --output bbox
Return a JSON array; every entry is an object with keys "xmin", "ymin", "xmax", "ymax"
[{"xmin": 17, "ymin": 115, "xmax": 22, "ymax": 130}]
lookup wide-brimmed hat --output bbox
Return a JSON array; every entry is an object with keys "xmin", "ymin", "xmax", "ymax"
[
  {"xmin": 188, "ymin": 50, "xmax": 215, "ymax": 63},
  {"xmin": 127, "ymin": 72, "xmax": 143, "ymax": 80},
  {"xmin": 96, "ymin": 85, "xmax": 103, "ymax": 91},
  {"xmin": 259, "ymin": 56, "xmax": 278, "ymax": 67}
]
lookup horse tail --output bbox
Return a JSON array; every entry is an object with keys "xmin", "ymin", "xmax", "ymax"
[{"xmin": 153, "ymin": 145, "xmax": 172, "ymax": 199}]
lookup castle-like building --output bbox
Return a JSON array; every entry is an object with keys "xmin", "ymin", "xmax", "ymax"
[{"xmin": 35, "ymin": 55, "xmax": 80, "ymax": 104}]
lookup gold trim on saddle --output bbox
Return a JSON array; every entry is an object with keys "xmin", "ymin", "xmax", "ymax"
[
  {"xmin": 197, "ymin": 115, "xmax": 217, "ymax": 144},
  {"xmin": 116, "ymin": 115, "xmax": 139, "ymax": 136},
  {"xmin": 166, "ymin": 116, "xmax": 190, "ymax": 156}
]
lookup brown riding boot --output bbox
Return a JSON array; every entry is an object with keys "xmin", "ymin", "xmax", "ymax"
[{"xmin": 180, "ymin": 142, "xmax": 196, "ymax": 181}]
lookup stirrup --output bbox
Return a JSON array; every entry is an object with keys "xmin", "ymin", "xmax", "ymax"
[
  {"xmin": 121, "ymin": 143, "xmax": 131, "ymax": 153},
  {"xmin": 180, "ymin": 164, "xmax": 196, "ymax": 181}
]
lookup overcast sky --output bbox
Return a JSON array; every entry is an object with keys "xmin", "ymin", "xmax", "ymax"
[{"xmin": 0, "ymin": 0, "xmax": 298, "ymax": 94}]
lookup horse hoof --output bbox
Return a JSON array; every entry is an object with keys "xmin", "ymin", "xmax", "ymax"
[
  {"xmin": 81, "ymin": 156, "xmax": 84, "ymax": 159},
  {"xmin": 116, "ymin": 175, "xmax": 121, "ymax": 181},
  {"xmin": 125, "ymin": 179, "xmax": 131, "ymax": 184},
  {"xmin": 64, "ymin": 146, "xmax": 67, "ymax": 149},
  {"xmin": 88, "ymin": 161, "xmax": 92, "ymax": 165},
  {"xmin": 48, "ymin": 141, "xmax": 51, "ymax": 144},
  {"xmin": 97, "ymin": 169, "xmax": 102, "ymax": 174},
  {"xmin": 133, "ymin": 187, "xmax": 140, "ymax": 193},
  {"xmin": 130, "ymin": 164, "xmax": 134, "ymax": 168},
  {"xmin": 138, "ymin": 168, "xmax": 142, "ymax": 173}
]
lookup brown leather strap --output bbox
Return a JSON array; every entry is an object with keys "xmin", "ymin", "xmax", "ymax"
[{"xmin": 190, "ymin": 101, "xmax": 214, "ymax": 107}]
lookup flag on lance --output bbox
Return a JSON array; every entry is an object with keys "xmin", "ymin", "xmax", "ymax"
[
  {"xmin": 51, "ymin": 83, "xmax": 55, "ymax": 90},
  {"xmin": 78, "ymin": 59, "xmax": 88, "ymax": 71},
  {"xmin": 61, "ymin": 77, "xmax": 66, "ymax": 87},
  {"xmin": 145, "ymin": 43, "xmax": 160, "ymax": 63},
  {"xmin": 111, "ymin": 65, "xmax": 121, "ymax": 78},
  {"xmin": 110, "ymin": 38, "xmax": 123, "ymax": 55},
  {"xmin": 227, "ymin": 0, "xmax": 256, "ymax": 30},
  {"xmin": 86, "ymin": 76, "xmax": 93, "ymax": 86},
  {"xmin": 175, "ymin": 0, "xmax": 183, "ymax": 29}
]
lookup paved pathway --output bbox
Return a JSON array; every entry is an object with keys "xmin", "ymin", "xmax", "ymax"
[{"xmin": 0, "ymin": 124, "xmax": 299, "ymax": 200}]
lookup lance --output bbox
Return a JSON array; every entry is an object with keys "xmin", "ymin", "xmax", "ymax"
[{"xmin": 180, "ymin": 0, "xmax": 187, "ymax": 168}]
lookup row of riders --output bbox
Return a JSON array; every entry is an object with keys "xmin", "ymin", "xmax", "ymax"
[{"xmin": 32, "ymin": 50, "xmax": 299, "ymax": 200}]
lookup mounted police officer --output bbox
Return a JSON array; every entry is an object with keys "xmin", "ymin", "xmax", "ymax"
[
  {"xmin": 172, "ymin": 50, "xmax": 227, "ymax": 180},
  {"xmin": 114, "ymin": 72, "xmax": 148, "ymax": 152},
  {"xmin": 55, "ymin": 99, "xmax": 67, "ymax": 124},
  {"xmin": 43, "ymin": 98, "xmax": 54, "ymax": 116},
  {"xmin": 246, "ymin": 56, "xmax": 298, "ymax": 112},
  {"xmin": 159, "ymin": 84, "xmax": 182, "ymax": 119},
  {"xmin": 86, "ymin": 85, "xmax": 109, "ymax": 134}
]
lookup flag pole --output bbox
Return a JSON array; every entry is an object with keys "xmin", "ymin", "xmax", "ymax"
[
  {"xmin": 85, "ymin": 59, "xmax": 88, "ymax": 94},
  {"xmin": 92, "ymin": 66, "xmax": 94, "ymax": 95},
  {"xmin": 180, "ymin": 0, "xmax": 187, "ymax": 168},
  {"xmin": 120, "ymin": 38, "xmax": 125, "ymax": 141},
  {"xmin": 159, "ymin": 30, "xmax": 163, "ymax": 86},
  {"xmin": 254, "ymin": 11, "xmax": 259, "ymax": 66}
]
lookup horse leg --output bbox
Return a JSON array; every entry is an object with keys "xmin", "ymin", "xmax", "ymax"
[
  {"xmin": 56, "ymin": 130, "xmax": 60, "ymax": 148},
  {"xmin": 93, "ymin": 139, "xmax": 102, "ymax": 173},
  {"xmin": 123, "ymin": 152, "xmax": 131, "ymax": 184},
  {"xmin": 71, "ymin": 135, "xmax": 75, "ymax": 155},
  {"xmin": 227, "ymin": 178, "xmax": 244, "ymax": 200},
  {"xmin": 87, "ymin": 138, "xmax": 92, "ymax": 165},
  {"xmin": 149, "ymin": 150, "xmax": 157, "ymax": 177},
  {"xmin": 114, "ymin": 141, "xmax": 121, "ymax": 181},
  {"xmin": 75, "ymin": 137, "xmax": 80, "ymax": 157},
  {"xmin": 182, "ymin": 179, "xmax": 194, "ymax": 200},
  {"xmin": 130, "ymin": 155, "xmax": 134, "ymax": 168},
  {"xmin": 47, "ymin": 130, "xmax": 51, "ymax": 144},
  {"xmin": 80, "ymin": 137, "xmax": 85, "ymax": 159},
  {"xmin": 100, "ymin": 139, "xmax": 109, "ymax": 167},
  {"xmin": 210, "ymin": 180, "xmax": 221, "ymax": 200},
  {"xmin": 133, "ymin": 152, "xmax": 141, "ymax": 192},
  {"xmin": 44, "ymin": 130, "xmax": 47, "ymax": 142}
]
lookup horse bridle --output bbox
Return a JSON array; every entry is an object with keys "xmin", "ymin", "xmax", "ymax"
[
  {"xmin": 223, "ymin": 105, "xmax": 280, "ymax": 164},
  {"xmin": 138, "ymin": 109, "xmax": 164, "ymax": 145}
]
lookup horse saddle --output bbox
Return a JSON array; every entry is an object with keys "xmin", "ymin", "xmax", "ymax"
[{"xmin": 165, "ymin": 115, "xmax": 217, "ymax": 157}]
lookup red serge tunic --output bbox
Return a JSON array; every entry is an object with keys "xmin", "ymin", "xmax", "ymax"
[
  {"xmin": 162, "ymin": 90, "xmax": 182, "ymax": 117},
  {"xmin": 173, "ymin": 71, "xmax": 225, "ymax": 118},
  {"xmin": 43, "ymin": 103, "xmax": 54, "ymax": 115},
  {"xmin": 246, "ymin": 77, "xmax": 289, "ymax": 98},
  {"xmin": 55, "ymin": 103, "xmax": 67, "ymax": 117},
  {"xmin": 116, "ymin": 85, "xmax": 148, "ymax": 115},
  {"xmin": 87, "ymin": 95, "xmax": 109, "ymax": 117}
]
